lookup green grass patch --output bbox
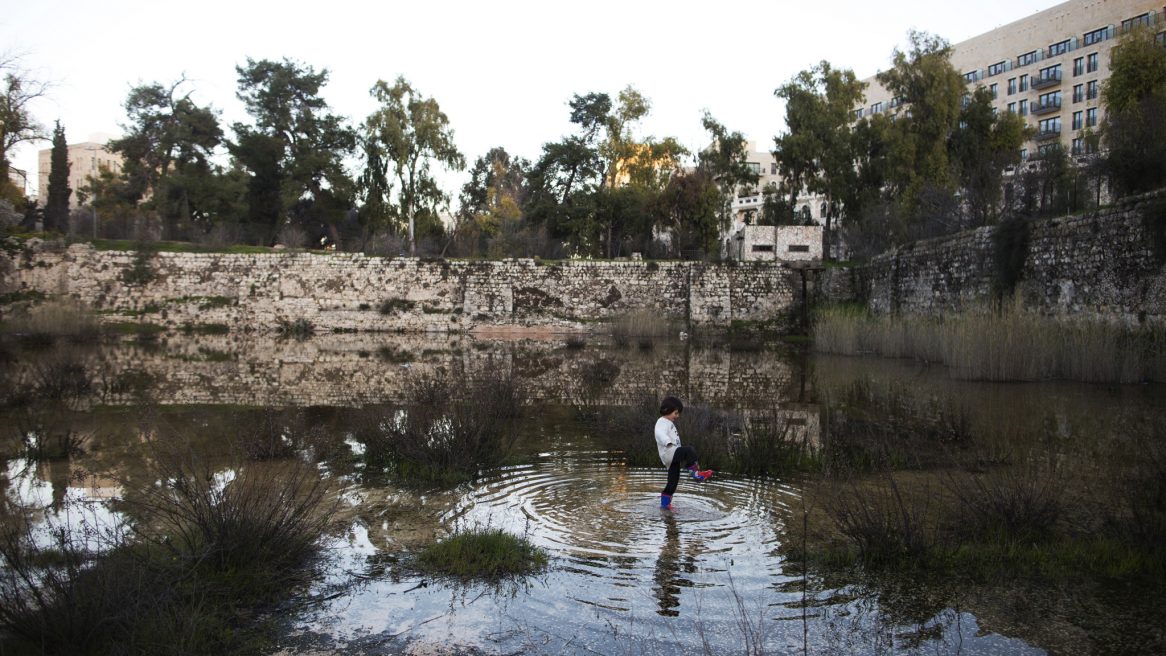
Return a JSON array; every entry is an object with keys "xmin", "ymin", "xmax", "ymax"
[
  {"xmin": 0, "ymin": 290, "xmax": 46, "ymax": 306},
  {"xmin": 92, "ymin": 239, "xmax": 275, "ymax": 254},
  {"xmin": 106, "ymin": 322, "xmax": 167, "ymax": 337},
  {"xmin": 417, "ymin": 529, "xmax": 547, "ymax": 579},
  {"xmin": 180, "ymin": 323, "xmax": 230, "ymax": 335}
]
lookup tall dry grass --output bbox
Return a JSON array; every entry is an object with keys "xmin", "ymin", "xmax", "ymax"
[
  {"xmin": 609, "ymin": 309, "xmax": 674, "ymax": 349},
  {"xmin": 813, "ymin": 300, "xmax": 1164, "ymax": 383}
]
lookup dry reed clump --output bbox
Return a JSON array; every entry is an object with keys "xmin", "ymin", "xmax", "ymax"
[
  {"xmin": 812, "ymin": 300, "xmax": 1164, "ymax": 383},
  {"xmin": 2, "ymin": 299, "xmax": 101, "ymax": 345},
  {"xmin": 609, "ymin": 309, "xmax": 673, "ymax": 348}
]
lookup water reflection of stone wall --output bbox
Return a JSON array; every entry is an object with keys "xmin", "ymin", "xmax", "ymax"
[
  {"xmin": 1, "ymin": 243, "xmax": 800, "ymax": 332},
  {"xmin": 68, "ymin": 334, "xmax": 804, "ymax": 411}
]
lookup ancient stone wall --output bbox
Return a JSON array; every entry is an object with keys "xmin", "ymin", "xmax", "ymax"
[
  {"xmin": 0, "ymin": 243, "xmax": 800, "ymax": 333},
  {"xmin": 817, "ymin": 196, "xmax": 1166, "ymax": 324}
]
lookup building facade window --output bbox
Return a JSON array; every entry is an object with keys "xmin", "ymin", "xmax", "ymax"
[
  {"xmin": 1019, "ymin": 99, "xmax": 1028, "ymax": 116},
  {"xmin": 1086, "ymin": 107, "xmax": 1098, "ymax": 127},
  {"xmin": 1020, "ymin": 147, "xmax": 1029, "ymax": 160},
  {"xmin": 1072, "ymin": 137, "xmax": 1084, "ymax": 155},
  {"xmin": 854, "ymin": 107, "xmax": 864, "ymax": 119},
  {"xmin": 1038, "ymin": 91, "xmax": 1062, "ymax": 110},
  {"xmin": 1083, "ymin": 26, "xmax": 1110, "ymax": 45},
  {"xmin": 871, "ymin": 101, "xmax": 883, "ymax": 114},
  {"xmin": 1087, "ymin": 52, "xmax": 1099, "ymax": 73},
  {"xmin": 1039, "ymin": 116, "xmax": 1062, "ymax": 135},
  {"xmin": 1008, "ymin": 101, "xmax": 1017, "ymax": 113},
  {"xmin": 1122, "ymin": 13, "xmax": 1153, "ymax": 33},
  {"xmin": 1087, "ymin": 80, "xmax": 1099, "ymax": 99},
  {"xmin": 1073, "ymin": 84, "xmax": 1084, "ymax": 102},
  {"xmin": 1018, "ymin": 50, "xmax": 1039, "ymax": 67},
  {"xmin": 987, "ymin": 60, "xmax": 1008, "ymax": 77},
  {"xmin": 1038, "ymin": 64, "xmax": 1062, "ymax": 83},
  {"xmin": 1048, "ymin": 39, "xmax": 1072, "ymax": 57},
  {"xmin": 1008, "ymin": 77, "xmax": 1017, "ymax": 94},
  {"xmin": 1073, "ymin": 57, "xmax": 1084, "ymax": 76},
  {"xmin": 1072, "ymin": 110, "xmax": 1083, "ymax": 129},
  {"xmin": 990, "ymin": 83, "xmax": 998, "ymax": 99},
  {"xmin": 1038, "ymin": 143, "xmax": 1060, "ymax": 157},
  {"xmin": 1020, "ymin": 74, "xmax": 1030, "ymax": 91},
  {"xmin": 770, "ymin": 163, "xmax": 777, "ymax": 174},
  {"xmin": 963, "ymin": 70, "xmax": 980, "ymax": 83}
]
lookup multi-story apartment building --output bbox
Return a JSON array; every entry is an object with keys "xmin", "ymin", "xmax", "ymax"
[
  {"xmin": 858, "ymin": 0, "xmax": 1165, "ymax": 159},
  {"xmin": 37, "ymin": 137, "xmax": 123, "ymax": 211}
]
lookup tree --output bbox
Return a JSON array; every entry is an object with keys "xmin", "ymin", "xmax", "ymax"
[
  {"xmin": 656, "ymin": 168, "xmax": 722, "ymax": 257},
  {"xmin": 0, "ymin": 53, "xmax": 50, "ymax": 202},
  {"xmin": 876, "ymin": 31, "xmax": 965, "ymax": 211},
  {"xmin": 363, "ymin": 77, "xmax": 464, "ymax": 255},
  {"xmin": 44, "ymin": 121, "xmax": 69, "ymax": 232},
  {"xmin": 109, "ymin": 78, "xmax": 226, "ymax": 237},
  {"xmin": 696, "ymin": 112, "xmax": 758, "ymax": 254},
  {"xmin": 1101, "ymin": 26, "xmax": 1166, "ymax": 196},
  {"xmin": 949, "ymin": 87, "xmax": 1029, "ymax": 227},
  {"xmin": 773, "ymin": 62, "xmax": 866, "ymax": 237},
  {"xmin": 452, "ymin": 147, "xmax": 530, "ymax": 255},
  {"xmin": 232, "ymin": 58, "xmax": 356, "ymax": 244}
]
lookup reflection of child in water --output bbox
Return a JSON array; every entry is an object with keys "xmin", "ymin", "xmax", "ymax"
[{"xmin": 654, "ymin": 396, "xmax": 712, "ymax": 510}]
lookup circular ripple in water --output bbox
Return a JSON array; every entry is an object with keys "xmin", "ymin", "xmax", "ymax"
[{"xmin": 440, "ymin": 451, "xmax": 801, "ymax": 579}]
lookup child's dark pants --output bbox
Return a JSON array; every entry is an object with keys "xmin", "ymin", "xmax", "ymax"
[{"xmin": 663, "ymin": 446, "xmax": 699, "ymax": 496}]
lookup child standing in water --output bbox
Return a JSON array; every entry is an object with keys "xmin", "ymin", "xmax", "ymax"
[{"xmin": 654, "ymin": 396, "xmax": 712, "ymax": 509}]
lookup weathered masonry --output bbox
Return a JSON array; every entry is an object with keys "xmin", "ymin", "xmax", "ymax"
[
  {"xmin": 0, "ymin": 243, "xmax": 805, "ymax": 333},
  {"xmin": 818, "ymin": 194, "xmax": 1166, "ymax": 324}
]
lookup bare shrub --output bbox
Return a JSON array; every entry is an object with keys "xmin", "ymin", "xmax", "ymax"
[
  {"xmin": 827, "ymin": 473, "xmax": 940, "ymax": 566},
  {"xmin": 361, "ymin": 369, "xmax": 521, "ymax": 483},
  {"xmin": 276, "ymin": 224, "xmax": 308, "ymax": 250},
  {"xmin": 729, "ymin": 410, "xmax": 817, "ymax": 477},
  {"xmin": 124, "ymin": 444, "xmax": 333, "ymax": 577},
  {"xmin": 592, "ymin": 394, "xmax": 660, "ymax": 467},
  {"xmin": 943, "ymin": 454, "xmax": 1063, "ymax": 541}
]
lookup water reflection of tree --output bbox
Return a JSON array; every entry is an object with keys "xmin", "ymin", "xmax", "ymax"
[{"xmin": 652, "ymin": 512, "xmax": 698, "ymax": 617}]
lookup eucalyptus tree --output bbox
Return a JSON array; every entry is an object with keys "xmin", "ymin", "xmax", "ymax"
[
  {"xmin": 1101, "ymin": 25, "xmax": 1166, "ymax": 196},
  {"xmin": 363, "ymin": 76, "xmax": 464, "ymax": 255},
  {"xmin": 696, "ymin": 111, "xmax": 758, "ymax": 251},
  {"xmin": 773, "ymin": 61, "xmax": 866, "ymax": 238}
]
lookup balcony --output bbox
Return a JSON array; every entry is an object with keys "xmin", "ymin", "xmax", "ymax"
[
  {"xmin": 1032, "ymin": 70, "xmax": 1063, "ymax": 90},
  {"xmin": 1032, "ymin": 98, "xmax": 1062, "ymax": 115},
  {"xmin": 1035, "ymin": 127, "xmax": 1063, "ymax": 141}
]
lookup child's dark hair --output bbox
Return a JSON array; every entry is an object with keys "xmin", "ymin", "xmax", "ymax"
[{"xmin": 659, "ymin": 396, "xmax": 684, "ymax": 416}]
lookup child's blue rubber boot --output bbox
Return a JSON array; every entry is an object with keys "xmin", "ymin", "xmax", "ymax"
[{"xmin": 660, "ymin": 494, "xmax": 672, "ymax": 509}]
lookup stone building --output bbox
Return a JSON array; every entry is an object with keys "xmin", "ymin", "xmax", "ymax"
[
  {"xmin": 37, "ymin": 135, "xmax": 123, "ymax": 211},
  {"xmin": 857, "ymin": 0, "xmax": 1165, "ymax": 158},
  {"xmin": 727, "ymin": 225, "xmax": 824, "ymax": 262}
]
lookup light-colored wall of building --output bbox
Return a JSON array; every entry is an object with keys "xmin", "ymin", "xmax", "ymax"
[
  {"xmin": 730, "ymin": 141, "xmax": 830, "ymax": 227},
  {"xmin": 857, "ymin": 0, "xmax": 1164, "ymax": 156},
  {"xmin": 37, "ymin": 141, "xmax": 123, "ymax": 211},
  {"xmin": 729, "ymin": 225, "xmax": 824, "ymax": 262}
]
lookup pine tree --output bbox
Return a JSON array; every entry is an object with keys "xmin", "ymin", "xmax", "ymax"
[{"xmin": 44, "ymin": 121, "xmax": 70, "ymax": 233}]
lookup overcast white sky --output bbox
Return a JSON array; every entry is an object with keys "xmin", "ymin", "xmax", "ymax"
[{"xmin": 4, "ymin": 0, "xmax": 1059, "ymax": 198}]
